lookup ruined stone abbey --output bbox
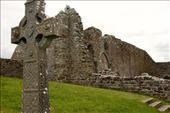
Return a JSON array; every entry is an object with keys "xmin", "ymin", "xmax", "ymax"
[{"xmin": 11, "ymin": 6, "xmax": 169, "ymax": 81}]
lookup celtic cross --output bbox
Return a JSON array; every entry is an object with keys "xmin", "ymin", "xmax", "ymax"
[{"xmin": 11, "ymin": 0, "xmax": 68, "ymax": 112}]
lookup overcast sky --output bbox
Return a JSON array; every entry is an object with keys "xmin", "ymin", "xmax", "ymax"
[{"xmin": 1, "ymin": 1, "xmax": 170, "ymax": 62}]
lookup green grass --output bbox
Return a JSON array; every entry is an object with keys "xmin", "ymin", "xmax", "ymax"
[{"xmin": 0, "ymin": 76, "xmax": 168, "ymax": 113}]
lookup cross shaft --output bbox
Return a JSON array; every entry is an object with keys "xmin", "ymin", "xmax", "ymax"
[{"xmin": 11, "ymin": 0, "xmax": 68, "ymax": 112}]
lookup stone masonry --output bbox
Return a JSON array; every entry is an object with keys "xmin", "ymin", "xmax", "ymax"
[
  {"xmin": 68, "ymin": 73, "xmax": 170, "ymax": 102},
  {"xmin": 0, "ymin": 58, "xmax": 23, "ymax": 78}
]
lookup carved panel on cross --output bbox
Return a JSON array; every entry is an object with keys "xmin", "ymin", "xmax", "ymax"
[
  {"xmin": 23, "ymin": 92, "xmax": 39, "ymax": 112},
  {"xmin": 23, "ymin": 62, "xmax": 39, "ymax": 89}
]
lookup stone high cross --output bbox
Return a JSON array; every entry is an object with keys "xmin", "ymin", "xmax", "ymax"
[{"xmin": 11, "ymin": 0, "xmax": 68, "ymax": 112}]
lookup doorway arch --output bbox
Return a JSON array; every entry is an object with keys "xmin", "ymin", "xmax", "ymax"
[{"xmin": 99, "ymin": 52, "xmax": 110, "ymax": 72}]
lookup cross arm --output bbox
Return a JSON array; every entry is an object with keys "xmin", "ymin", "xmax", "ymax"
[
  {"xmin": 11, "ymin": 16, "xmax": 29, "ymax": 44},
  {"xmin": 11, "ymin": 26, "xmax": 21, "ymax": 44},
  {"xmin": 11, "ymin": 25, "xmax": 30, "ymax": 45}
]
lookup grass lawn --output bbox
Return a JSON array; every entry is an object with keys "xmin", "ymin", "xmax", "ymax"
[{"xmin": 0, "ymin": 76, "xmax": 168, "ymax": 113}]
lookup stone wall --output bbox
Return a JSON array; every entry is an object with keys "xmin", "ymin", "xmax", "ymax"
[
  {"xmin": 68, "ymin": 73, "xmax": 170, "ymax": 102},
  {"xmin": 156, "ymin": 62, "xmax": 170, "ymax": 78},
  {"xmin": 83, "ymin": 28, "xmax": 169, "ymax": 79},
  {"xmin": 83, "ymin": 31, "xmax": 158, "ymax": 77},
  {"xmin": 83, "ymin": 27, "xmax": 103, "ymax": 73},
  {"xmin": 0, "ymin": 58, "xmax": 23, "ymax": 78},
  {"xmin": 95, "ymin": 74, "xmax": 170, "ymax": 102}
]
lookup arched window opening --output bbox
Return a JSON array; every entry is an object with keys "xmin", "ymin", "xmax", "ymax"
[{"xmin": 87, "ymin": 44, "xmax": 94, "ymax": 58}]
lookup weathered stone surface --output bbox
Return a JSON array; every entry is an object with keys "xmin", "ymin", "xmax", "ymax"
[
  {"xmin": 158, "ymin": 105, "xmax": 170, "ymax": 112},
  {"xmin": 149, "ymin": 101, "xmax": 162, "ymax": 108},
  {"xmin": 11, "ymin": 45, "xmax": 24, "ymax": 61},
  {"xmin": 143, "ymin": 98, "xmax": 154, "ymax": 104},
  {"xmin": 101, "ymin": 34, "xmax": 158, "ymax": 77},
  {"xmin": 0, "ymin": 58, "xmax": 23, "ymax": 78},
  {"xmin": 156, "ymin": 62, "xmax": 170, "ymax": 78},
  {"xmin": 80, "ymin": 73, "xmax": 170, "ymax": 102}
]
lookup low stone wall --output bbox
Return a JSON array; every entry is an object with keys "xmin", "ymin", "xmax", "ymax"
[
  {"xmin": 93, "ymin": 74, "xmax": 170, "ymax": 102},
  {"xmin": 67, "ymin": 73, "xmax": 170, "ymax": 102},
  {"xmin": 0, "ymin": 58, "xmax": 23, "ymax": 78}
]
